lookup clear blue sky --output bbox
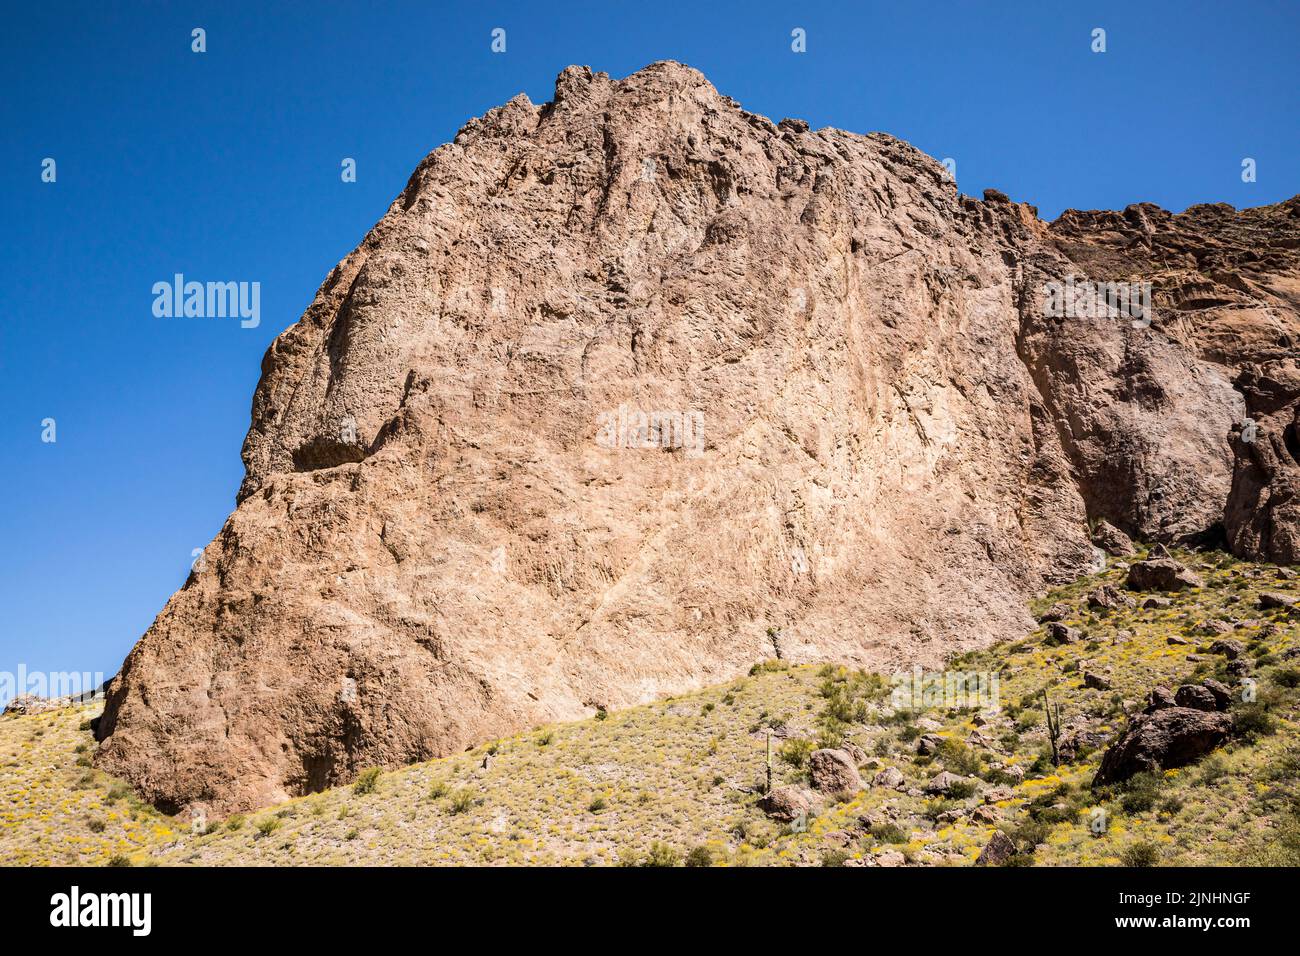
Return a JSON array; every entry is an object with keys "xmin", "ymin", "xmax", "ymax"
[{"xmin": 1, "ymin": 0, "xmax": 1297, "ymax": 699}]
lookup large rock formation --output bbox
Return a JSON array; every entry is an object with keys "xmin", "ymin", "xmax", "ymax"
[{"xmin": 95, "ymin": 62, "xmax": 1300, "ymax": 814}]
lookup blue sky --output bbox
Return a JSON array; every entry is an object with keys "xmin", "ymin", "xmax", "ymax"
[{"xmin": 1, "ymin": 0, "xmax": 1297, "ymax": 699}]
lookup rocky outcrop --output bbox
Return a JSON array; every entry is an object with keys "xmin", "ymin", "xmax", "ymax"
[
  {"xmin": 1126, "ymin": 558, "xmax": 1205, "ymax": 591},
  {"xmin": 93, "ymin": 61, "xmax": 1300, "ymax": 814},
  {"xmin": 1093, "ymin": 707, "xmax": 1233, "ymax": 786}
]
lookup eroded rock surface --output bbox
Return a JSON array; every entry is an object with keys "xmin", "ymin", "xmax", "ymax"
[{"xmin": 95, "ymin": 62, "xmax": 1300, "ymax": 814}]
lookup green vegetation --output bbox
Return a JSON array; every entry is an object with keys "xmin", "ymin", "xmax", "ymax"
[{"xmin": 1, "ymin": 545, "xmax": 1295, "ymax": 867}]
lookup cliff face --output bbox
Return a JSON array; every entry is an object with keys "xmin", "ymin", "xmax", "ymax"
[{"xmin": 94, "ymin": 62, "xmax": 1300, "ymax": 814}]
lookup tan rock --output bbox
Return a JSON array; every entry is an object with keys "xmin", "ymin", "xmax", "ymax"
[{"xmin": 93, "ymin": 61, "xmax": 1300, "ymax": 814}]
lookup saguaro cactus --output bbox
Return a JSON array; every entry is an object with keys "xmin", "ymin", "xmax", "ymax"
[{"xmin": 1042, "ymin": 690, "xmax": 1063, "ymax": 767}]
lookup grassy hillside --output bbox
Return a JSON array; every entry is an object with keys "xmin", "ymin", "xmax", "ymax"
[{"xmin": 3, "ymin": 546, "xmax": 1298, "ymax": 867}]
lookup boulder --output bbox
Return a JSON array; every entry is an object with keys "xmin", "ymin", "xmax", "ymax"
[
  {"xmin": 758, "ymin": 785, "xmax": 814, "ymax": 822},
  {"xmin": 1144, "ymin": 686, "xmax": 1176, "ymax": 713},
  {"xmin": 1087, "ymin": 584, "xmax": 1136, "ymax": 611},
  {"xmin": 1208, "ymin": 638, "xmax": 1245, "ymax": 659},
  {"xmin": 1143, "ymin": 596, "xmax": 1173, "ymax": 609},
  {"xmin": 1126, "ymin": 558, "xmax": 1204, "ymax": 592},
  {"xmin": 1093, "ymin": 707, "xmax": 1233, "ymax": 786},
  {"xmin": 1258, "ymin": 592, "xmax": 1297, "ymax": 610},
  {"xmin": 1201, "ymin": 679, "xmax": 1233, "ymax": 711},
  {"xmin": 1045, "ymin": 622, "xmax": 1081, "ymax": 646},
  {"xmin": 1091, "ymin": 520, "xmax": 1137, "ymax": 556},
  {"xmin": 924, "ymin": 771, "xmax": 972, "ymax": 795},
  {"xmin": 809, "ymin": 748, "xmax": 863, "ymax": 796},
  {"xmin": 975, "ymin": 830, "xmax": 1017, "ymax": 866},
  {"xmin": 1174, "ymin": 684, "xmax": 1218, "ymax": 711},
  {"xmin": 872, "ymin": 766, "xmax": 906, "ymax": 790},
  {"xmin": 1083, "ymin": 671, "xmax": 1113, "ymax": 691}
]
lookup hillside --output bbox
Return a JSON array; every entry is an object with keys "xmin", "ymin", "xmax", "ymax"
[{"xmin": 5, "ymin": 546, "xmax": 1297, "ymax": 867}]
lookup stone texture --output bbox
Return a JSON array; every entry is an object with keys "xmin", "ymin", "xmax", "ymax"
[
  {"xmin": 93, "ymin": 61, "xmax": 1300, "ymax": 815},
  {"xmin": 1127, "ymin": 558, "xmax": 1205, "ymax": 591},
  {"xmin": 809, "ymin": 748, "xmax": 863, "ymax": 796},
  {"xmin": 1093, "ymin": 707, "xmax": 1234, "ymax": 786}
]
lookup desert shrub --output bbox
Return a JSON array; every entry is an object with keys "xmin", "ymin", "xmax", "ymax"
[
  {"xmin": 685, "ymin": 845, "xmax": 713, "ymax": 868},
  {"xmin": 255, "ymin": 817, "xmax": 283, "ymax": 837},
  {"xmin": 106, "ymin": 854, "xmax": 132, "ymax": 867},
  {"xmin": 226, "ymin": 813, "xmax": 246, "ymax": 831},
  {"xmin": 937, "ymin": 739, "xmax": 984, "ymax": 776},
  {"xmin": 641, "ymin": 842, "xmax": 681, "ymax": 867},
  {"xmin": 1271, "ymin": 667, "xmax": 1300, "ymax": 689},
  {"xmin": 820, "ymin": 848, "xmax": 851, "ymax": 867},
  {"xmin": 749, "ymin": 659, "xmax": 787, "ymax": 676},
  {"xmin": 1233, "ymin": 703, "xmax": 1276, "ymax": 742},
  {"xmin": 345, "ymin": 829, "xmax": 359, "ymax": 841},
  {"xmin": 945, "ymin": 779, "xmax": 979, "ymax": 800},
  {"xmin": 1195, "ymin": 754, "xmax": 1228, "ymax": 786},
  {"xmin": 1119, "ymin": 772, "xmax": 1161, "ymax": 815},
  {"xmin": 1121, "ymin": 840, "xmax": 1161, "ymax": 868},
  {"xmin": 447, "ymin": 788, "xmax": 477, "ymax": 814},
  {"xmin": 587, "ymin": 796, "xmax": 607, "ymax": 813},
  {"xmin": 778, "ymin": 738, "xmax": 815, "ymax": 768},
  {"xmin": 616, "ymin": 846, "xmax": 641, "ymax": 867},
  {"xmin": 86, "ymin": 817, "xmax": 106, "ymax": 833},
  {"xmin": 428, "ymin": 780, "xmax": 448, "ymax": 800},
  {"xmin": 822, "ymin": 688, "xmax": 869, "ymax": 724},
  {"xmin": 352, "ymin": 767, "xmax": 382, "ymax": 795},
  {"xmin": 537, "ymin": 730, "xmax": 554, "ymax": 746},
  {"xmin": 870, "ymin": 822, "xmax": 908, "ymax": 844}
]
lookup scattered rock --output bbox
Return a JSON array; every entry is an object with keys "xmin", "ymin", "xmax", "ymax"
[
  {"xmin": 1143, "ymin": 596, "xmax": 1172, "ymax": 609},
  {"xmin": 758, "ymin": 785, "xmax": 814, "ymax": 822},
  {"xmin": 1083, "ymin": 671, "xmax": 1113, "ymax": 691},
  {"xmin": 871, "ymin": 767, "xmax": 906, "ymax": 791},
  {"xmin": 1087, "ymin": 584, "xmax": 1136, "ymax": 611},
  {"xmin": 1091, "ymin": 520, "xmax": 1137, "ymax": 556},
  {"xmin": 875, "ymin": 850, "xmax": 906, "ymax": 868},
  {"xmin": 1166, "ymin": 634, "xmax": 1192, "ymax": 646},
  {"xmin": 1144, "ymin": 686, "xmax": 1176, "ymax": 713},
  {"xmin": 975, "ymin": 830, "xmax": 1017, "ymax": 866},
  {"xmin": 984, "ymin": 786, "xmax": 1015, "ymax": 804},
  {"xmin": 1196, "ymin": 620, "xmax": 1235, "ymax": 638},
  {"xmin": 1259, "ymin": 592, "xmax": 1297, "ymax": 610},
  {"xmin": 916, "ymin": 733, "xmax": 944, "ymax": 756},
  {"xmin": 1093, "ymin": 707, "xmax": 1234, "ymax": 786},
  {"xmin": 924, "ymin": 771, "xmax": 973, "ymax": 795},
  {"xmin": 1209, "ymin": 638, "xmax": 1245, "ymax": 659},
  {"xmin": 1045, "ymin": 622, "xmax": 1081, "ymax": 646}
]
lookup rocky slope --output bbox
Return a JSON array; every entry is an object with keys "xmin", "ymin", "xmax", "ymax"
[
  {"xmin": 94, "ymin": 62, "xmax": 1300, "ymax": 815},
  {"xmin": 10, "ymin": 547, "xmax": 1299, "ymax": 866}
]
